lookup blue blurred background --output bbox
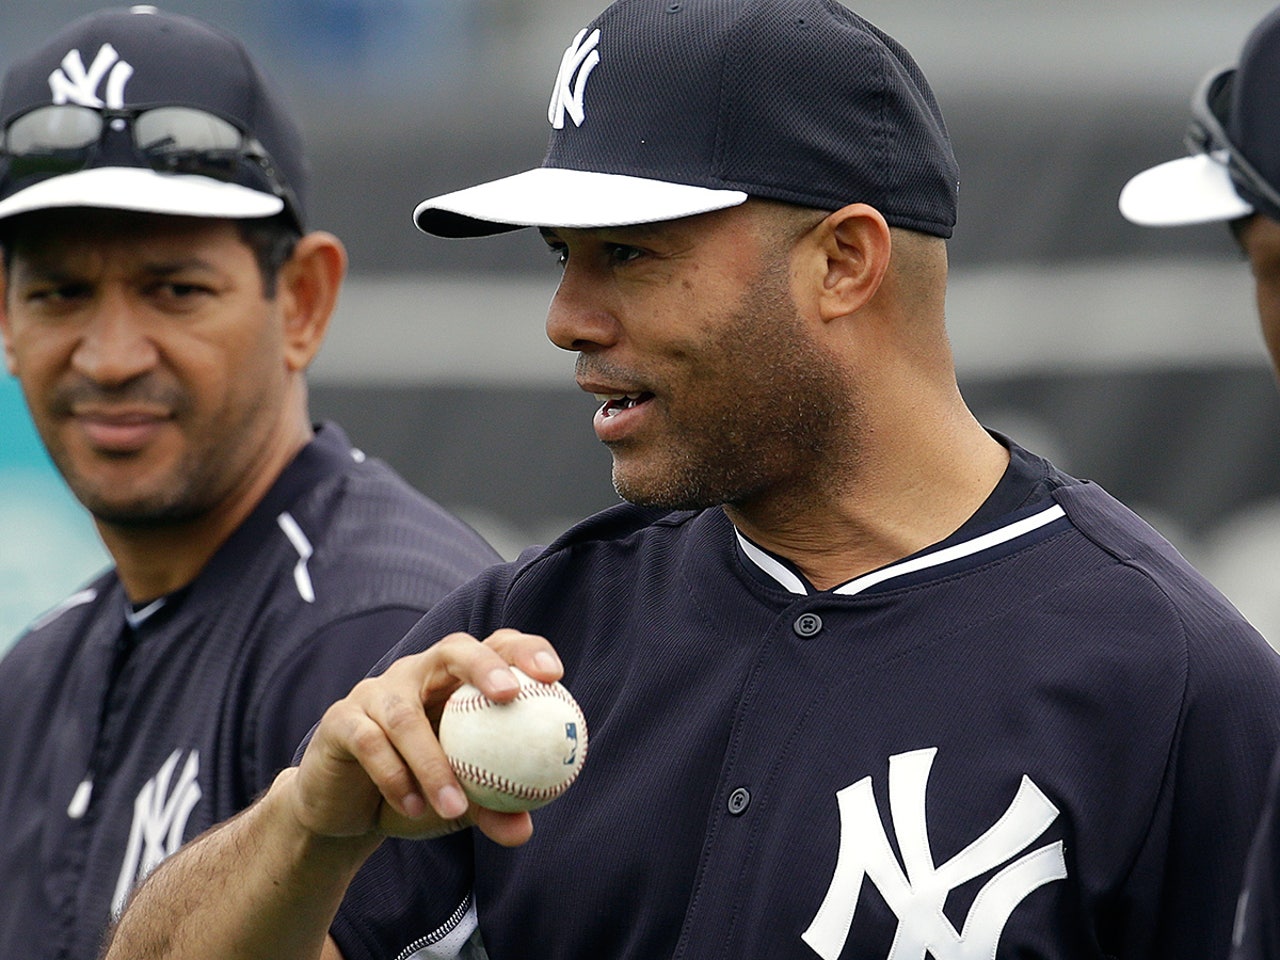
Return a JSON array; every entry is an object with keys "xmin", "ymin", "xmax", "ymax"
[{"xmin": 0, "ymin": 379, "xmax": 107, "ymax": 644}]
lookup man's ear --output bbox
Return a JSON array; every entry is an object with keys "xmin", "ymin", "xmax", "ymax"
[
  {"xmin": 276, "ymin": 231, "xmax": 347, "ymax": 373},
  {"xmin": 811, "ymin": 203, "xmax": 892, "ymax": 322}
]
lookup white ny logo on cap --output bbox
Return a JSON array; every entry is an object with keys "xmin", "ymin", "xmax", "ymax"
[
  {"xmin": 548, "ymin": 28, "xmax": 600, "ymax": 130},
  {"xmin": 49, "ymin": 43, "xmax": 133, "ymax": 109}
]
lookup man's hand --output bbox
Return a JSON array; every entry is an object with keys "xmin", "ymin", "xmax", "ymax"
[
  {"xmin": 287, "ymin": 628, "xmax": 565, "ymax": 848},
  {"xmin": 103, "ymin": 630, "xmax": 562, "ymax": 960}
]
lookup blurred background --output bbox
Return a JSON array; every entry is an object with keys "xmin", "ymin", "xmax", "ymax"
[{"xmin": 3, "ymin": 0, "xmax": 1280, "ymax": 651}]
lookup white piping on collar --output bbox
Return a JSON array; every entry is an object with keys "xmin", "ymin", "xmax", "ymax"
[
  {"xmin": 30, "ymin": 587, "xmax": 98, "ymax": 632},
  {"xmin": 124, "ymin": 597, "xmax": 167, "ymax": 628},
  {"xmin": 735, "ymin": 504, "xmax": 1068, "ymax": 597},
  {"xmin": 277, "ymin": 511, "xmax": 316, "ymax": 603},
  {"xmin": 737, "ymin": 536, "xmax": 808, "ymax": 595}
]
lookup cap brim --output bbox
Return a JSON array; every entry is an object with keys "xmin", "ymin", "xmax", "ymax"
[
  {"xmin": 1119, "ymin": 152, "xmax": 1254, "ymax": 226},
  {"xmin": 414, "ymin": 167, "xmax": 749, "ymax": 238},
  {"xmin": 0, "ymin": 166, "xmax": 285, "ymax": 223}
]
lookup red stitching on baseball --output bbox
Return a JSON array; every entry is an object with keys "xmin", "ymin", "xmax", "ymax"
[
  {"xmin": 448, "ymin": 757, "xmax": 579, "ymax": 801},
  {"xmin": 445, "ymin": 681, "xmax": 585, "ymax": 719}
]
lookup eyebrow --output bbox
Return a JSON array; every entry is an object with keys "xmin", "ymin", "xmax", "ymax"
[
  {"xmin": 142, "ymin": 258, "xmax": 221, "ymax": 276},
  {"xmin": 15, "ymin": 256, "xmax": 221, "ymax": 280}
]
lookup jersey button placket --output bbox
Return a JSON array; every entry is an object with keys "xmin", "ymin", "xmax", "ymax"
[{"xmin": 727, "ymin": 787, "xmax": 751, "ymax": 815}]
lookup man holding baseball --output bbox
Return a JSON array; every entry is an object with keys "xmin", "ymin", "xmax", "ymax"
[
  {"xmin": 1120, "ymin": 7, "xmax": 1280, "ymax": 959},
  {"xmin": 107, "ymin": 1, "xmax": 1280, "ymax": 958},
  {"xmin": 0, "ymin": 8, "xmax": 501, "ymax": 960}
]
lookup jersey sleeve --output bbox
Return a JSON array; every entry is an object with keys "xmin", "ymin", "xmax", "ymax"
[
  {"xmin": 1233, "ymin": 749, "xmax": 1280, "ymax": 960},
  {"xmin": 327, "ymin": 563, "xmax": 523, "ymax": 960},
  {"xmin": 332, "ymin": 831, "xmax": 477, "ymax": 960},
  {"xmin": 250, "ymin": 606, "xmax": 430, "ymax": 788},
  {"xmin": 1132, "ymin": 616, "xmax": 1280, "ymax": 959}
]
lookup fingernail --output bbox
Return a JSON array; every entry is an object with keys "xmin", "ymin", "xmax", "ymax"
[
  {"xmin": 402, "ymin": 792, "xmax": 426, "ymax": 819},
  {"xmin": 534, "ymin": 651, "xmax": 562, "ymax": 674},
  {"xmin": 488, "ymin": 668, "xmax": 519, "ymax": 693},
  {"xmin": 437, "ymin": 785, "xmax": 468, "ymax": 819}
]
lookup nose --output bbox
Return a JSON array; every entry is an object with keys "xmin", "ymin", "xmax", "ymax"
[
  {"xmin": 71, "ymin": 293, "xmax": 158, "ymax": 386},
  {"xmin": 545, "ymin": 263, "xmax": 620, "ymax": 354}
]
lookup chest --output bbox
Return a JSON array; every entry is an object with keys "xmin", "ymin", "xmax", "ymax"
[{"xmin": 473, "ymin": 593, "xmax": 1180, "ymax": 960}]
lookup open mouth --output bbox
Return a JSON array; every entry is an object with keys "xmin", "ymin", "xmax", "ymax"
[{"xmin": 595, "ymin": 393, "xmax": 654, "ymax": 418}]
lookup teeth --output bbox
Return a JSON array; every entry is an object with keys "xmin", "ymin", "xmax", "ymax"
[{"xmin": 596, "ymin": 393, "xmax": 645, "ymax": 418}]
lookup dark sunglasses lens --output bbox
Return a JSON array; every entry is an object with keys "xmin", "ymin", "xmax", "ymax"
[
  {"xmin": 5, "ymin": 105, "xmax": 101, "ymax": 153},
  {"xmin": 3, "ymin": 106, "xmax": 103, "ymax": 180},
  {"xmin": 134, "ymin": 107, "xmax": 241, "ymax": 155},
  {"xmin": 133, "ymin": 107, "xmax": 246, "ymax": 182},
  {"xmin": 1205, "ymin": 71, "xmax": 1235, "ymax": 128}
]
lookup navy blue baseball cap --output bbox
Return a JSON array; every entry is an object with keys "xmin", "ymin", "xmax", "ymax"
[
  {"xmin": 1120, "ymin": 6, "xmax": 1280, "ymax": 227},
  {"xmin": 0, "ymin": 5, "xmax": 307, "ymax": 230},
  {"xmin": 414, "ymin": 0, "xmax": 960, "ymax": 239}
]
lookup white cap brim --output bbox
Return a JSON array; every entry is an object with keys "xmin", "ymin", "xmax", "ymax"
[
  {"xmin": 0, "ymin": 166, "xmax": 284, "ymax": 222},
  {"xmin": 414, "ymin": 167, "xmax": 749, "ymax": 237},
  {"xmin": 1119, "ymin": 152, "xmax": 1254, "ymax": 226}
]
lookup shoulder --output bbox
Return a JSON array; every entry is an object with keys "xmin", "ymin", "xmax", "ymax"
[
  {"xmin": 1054, "ymin": 481, "xmax": 1258, "ymax": 630},
  {"xmin": 1053, "ymin": 480, "xmax": 1280, "ymax": 702},
  {"xmin": 508, "ymin": 502, "xmax": 707, "ymax": 586},
  {"xmin": 0, "ymin": 574, "xmax": 113, "ymax": 702},
  {"xmin": 305, "ymin": 446, "xmax": 500, "ymax": 568},
  {"xmin": 467, "ymin": 500, "xmax": 703, "ymax": 598},
  {"xmin": 4, "ymin": 569, "xmax": 112, "ymax": 653},
  {"xmin": 266, "ymin": 435, "xmax": 502, "ymax": 614},
  {"xmin": 375, "ymin": 503, "xmax": 708, "ymax": 661}
]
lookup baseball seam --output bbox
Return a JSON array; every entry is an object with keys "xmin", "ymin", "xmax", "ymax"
[
  {"xmin": 448, "ymin": 757, "xmax": 581, "ymax": 801},
  {"xmin": 445, "ymin": 682, "xmax": 582, "ymax": 715}
]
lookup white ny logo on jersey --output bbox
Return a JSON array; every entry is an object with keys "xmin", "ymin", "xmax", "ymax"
[
  {"xmin": 802, "ymin": 748, "xmax": 1067, "ymax": 960},
  {"xmin": 548, "ymin": 28, "xmax": 600, "ymax": 129},
  {"xmin": 49, "ymin": 43, "xmax": 133, "ymax": 108},
  {"xmin": 110, "ymin": 749, "xmax": 202, "ymax": 916}
]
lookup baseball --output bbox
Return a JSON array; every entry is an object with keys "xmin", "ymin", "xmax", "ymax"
[{"xmin": 438, "ymin": 667, "xmax": 588, "ymax": 813}]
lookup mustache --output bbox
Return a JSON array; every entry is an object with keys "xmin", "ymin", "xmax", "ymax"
[
  {"xmin": 574, "ymin": 354, "xmax": 651, "ymax": 392},
  {"xmin": 50, "ymin": 377, "xmax": 185, "ymax": 416}
]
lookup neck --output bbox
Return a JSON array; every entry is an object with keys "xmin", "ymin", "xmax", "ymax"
[
  {"xmin": 724, "ymin": 408, "xmax": 1009, "ymax": 592},
  {"xmin": 100, "ymin": 421, "xmax": 312, "ymax": 604}
]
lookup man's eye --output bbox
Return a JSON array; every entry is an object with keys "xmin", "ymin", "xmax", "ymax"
[
  {"xmin": 26, "ymin": 283, "xmax": 89, "ymax": 305},
  {"xmin": 545, "ymin": 243, "xmax": 569, "ymax": 267},
  {"xmin": 153, "ymin": 281, "xmax": 213, "ymax": 300},
  {"xmin": 607, "ymin": 245, "xmax": 642, "ymax": 264}
]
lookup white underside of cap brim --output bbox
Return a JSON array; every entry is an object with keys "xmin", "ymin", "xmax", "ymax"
[
  {"xmin": 0, "ymin": 167, "xmax": 284, "ymax": 222},
  {"xmin": 1119, "ymin": 152, "xmax": 1254, "ymax": 226},
  {"xmin": 414, "ymin": 167, "xmax": 749, "ymax": 234}
]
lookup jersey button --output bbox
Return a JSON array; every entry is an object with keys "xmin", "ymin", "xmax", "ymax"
[
  {"xmin": 793, "ymin": 612, "xmax": 823, "ymax": 637},
  {"xmin": 727, "ymin": 787, "xmax": 751, "ymax": 815}
]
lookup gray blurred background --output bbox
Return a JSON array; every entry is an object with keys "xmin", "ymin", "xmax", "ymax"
[{"xmin": 4, "ymin": 0, "xmax": 1280, "ymax": 649}]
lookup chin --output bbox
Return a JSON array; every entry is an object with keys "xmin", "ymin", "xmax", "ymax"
[
  {"xmin": 78, "ymin": 486, "xmax": 204, "ymax": 528},
  {"xmin": 613, "ymin": 473, "xmax": 720, "ymax": 512}
]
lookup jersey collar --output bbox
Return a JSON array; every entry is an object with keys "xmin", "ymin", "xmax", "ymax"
[
  {"xmin": 732, "ymin": 435, "xmax": 1071, "ymax": 596},
  {"xmin": 734, "ymin": 502, "xmax": 1068, "ymax": 596}
]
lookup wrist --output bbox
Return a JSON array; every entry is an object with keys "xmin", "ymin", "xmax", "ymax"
[{"xmin": 268, "ymin": 767, "xmax": 384, "ymax": 872}]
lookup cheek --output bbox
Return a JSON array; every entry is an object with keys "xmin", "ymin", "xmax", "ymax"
[
  {"xmin": 185, "ymin": 308, "xmax": 281, "ymax": 388},
  {"xmin": 3, "ymin": 325, "xmax": 67, "ymax": 388}
]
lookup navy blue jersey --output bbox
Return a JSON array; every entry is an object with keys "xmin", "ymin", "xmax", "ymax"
[
  {"xmin": 332, "ymin": 441, "xmax": 1280, "ymax": 960},
  {"xmin": 0, "ymin": 423, "xmax": 501, "ymax": 960},
  {"xmin": 1232, "ymin": 750, "xmax": 1280, "ymax": 960}
]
